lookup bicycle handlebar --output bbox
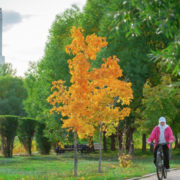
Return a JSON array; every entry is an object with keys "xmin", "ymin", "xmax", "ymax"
[{"xmin": 148, "ymin": 142, "xmax": 172, "ymax": 145}]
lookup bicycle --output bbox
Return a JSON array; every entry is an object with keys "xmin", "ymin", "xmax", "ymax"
[{"xmin": 149, "ymin": 142, "xmax": 172, "ymax": 180}]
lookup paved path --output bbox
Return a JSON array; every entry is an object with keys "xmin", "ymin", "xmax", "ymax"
[
  {"xmin": 126, "ymin": 169, "xmax": 180, "ymax": 180},
  {"xmin": 140, "ymin": 169, "xmax": 180, "ymax": 180}
]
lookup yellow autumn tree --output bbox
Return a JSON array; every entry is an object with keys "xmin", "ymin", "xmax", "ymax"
[
  {"xmin": 48, "ymin": 26, "xmax": 133, "ymax": 175},
  {"xmin": 48, "ymin": 27, "xmax": 107, "ymax": 176}
]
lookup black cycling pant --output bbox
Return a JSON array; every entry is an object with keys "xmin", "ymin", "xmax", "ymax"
[{"xmin": 154, "ymin": 144, "xmax": 169, "ymax": 169}]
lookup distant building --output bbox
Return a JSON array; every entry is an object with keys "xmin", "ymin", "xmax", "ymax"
[{"xmin": 0, "ymin": 8, "xmax": 5, "ymax": 65}]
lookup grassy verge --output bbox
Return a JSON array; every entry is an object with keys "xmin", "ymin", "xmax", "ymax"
[{"xmin": 0, "ymin": 149, "xmax": 179, "ymax": 180}]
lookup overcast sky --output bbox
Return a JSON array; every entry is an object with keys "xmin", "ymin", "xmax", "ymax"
[{"xmin": 0, "ymin": 0, "xmax": 86, "ymax": 76}]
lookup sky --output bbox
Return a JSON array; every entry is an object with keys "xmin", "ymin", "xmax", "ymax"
[{"xmin": 0, "ymin": 0, "xmax": 86, "ymax": 76}]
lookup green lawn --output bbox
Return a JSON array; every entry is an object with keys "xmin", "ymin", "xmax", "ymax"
[{"xmin": 0, "ymin": 149, "xmax": 179, "ymax": 180}]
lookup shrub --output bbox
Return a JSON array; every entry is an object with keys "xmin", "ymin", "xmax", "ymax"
[{"xmin": 118, "ymin": 153, "xmax": 132, "ymax": 168}]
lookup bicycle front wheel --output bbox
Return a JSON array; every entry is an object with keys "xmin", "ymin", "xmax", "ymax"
[
  {"xmin": 163, "ymin": 168, "xmax": 167, "ymax": 179},
  {"xmin": 156, "ymin": 152, "xmax": 163, "ymax": 180}
]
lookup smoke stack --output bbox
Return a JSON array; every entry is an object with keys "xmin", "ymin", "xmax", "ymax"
[{"xmin": 0, "ymin": 8, "xmax": 5, "ymax": 65}]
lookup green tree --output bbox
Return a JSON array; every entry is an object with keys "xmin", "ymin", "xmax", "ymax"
[
  {"xmin": 24, "ymin": 62, "xmax": 40, "ymax": 118},
  {"xmin": 0, "ymin": 63, "xmax": 16, "ymax": 76},
  {"xmin": 141, "ymin": 74, "xmax": 180, "ymax": 137},
  {"xmin": 0, "ymin": 76, "xmax": 27, "ymax": 116},
  {"xmin": 81, "ymin": 0, "xmax": 108, "ymax": 35},
  {"xmin": 111, "ymin": 0, "xmax": 180, "ymax": 75}
]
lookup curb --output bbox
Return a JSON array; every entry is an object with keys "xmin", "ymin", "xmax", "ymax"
[{"xmin": 126, "ymin": 168, "xmax": 178, "ymax": 180}]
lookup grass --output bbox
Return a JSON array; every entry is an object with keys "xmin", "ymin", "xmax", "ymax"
[{"xmin": 0, "ymin": 149, "xmax": 179, "ymax": 180}]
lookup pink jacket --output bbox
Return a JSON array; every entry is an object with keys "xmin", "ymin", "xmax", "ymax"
[{"xmin": 147, "ymin": 126, "xmax": 174, "ymax": 148}]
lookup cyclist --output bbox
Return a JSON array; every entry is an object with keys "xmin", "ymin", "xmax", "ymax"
[{"xmin": 147, "ymin": 117, "xmax": 174, "ymax": 170}]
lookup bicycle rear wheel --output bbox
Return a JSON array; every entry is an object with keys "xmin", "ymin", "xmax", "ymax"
[{"xmin": 156, "ymin": 152, "xmax": 163, "ymax": 180}]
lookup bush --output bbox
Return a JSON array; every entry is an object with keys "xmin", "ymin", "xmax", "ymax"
[
  {"xmin": 0, "ymin": 115, "xmax": 18, "ymax": 157},
  {"xmin": 118, "ymin": 153, "xmax": 132, "ymax": 168},
  {"xmin": 17, "ymin": 118, "xmax": 37, "ymax": 155},
  {"xmin": 35, "ymin": 122, "xmax": 51, "ymax": 154}
]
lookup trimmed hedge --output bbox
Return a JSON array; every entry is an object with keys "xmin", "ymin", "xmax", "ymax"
[
  {"xmin": 35, "ymin": 122, "xmax": 51, "ymax": 155},
  {"xmin": 17, "ymin": 118, "xmax": 37, "ymax": 155},
  {"xmin": 0, "ymin": 116, "xmax": 51, "ymax": 156},
  {"xmin": 0, "ymin": 115, "xmax": 18, "ymax": 157}
]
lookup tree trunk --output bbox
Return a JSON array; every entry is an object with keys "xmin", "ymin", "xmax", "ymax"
[
  {"xmin": 28, "ymin": 138, "xmax": 32, "ymax": 156},
  {"xmin": 126, "ymin": 128, "xmax": 130, "ymax": 151},
  {"xmin": 117, "ymin": 127, "xmax": 122, "ymax": 156},
  {"xmin": 27, "ymin": 137, "xmax": 32, "ymax": 156},
  {"xmin": 103, "ymin": 131, "xmax": 107, "ymax": 152},
  {"xmin": 110, "ymin": 134, "xmax": 116, "ymax": 151},
  {"xmin": 2, "ymin": 137, "xmax": 13, "ymax": 158},
  {"xmin": 74, "ymin": 131, "xmax": 78, "ymax": 176},
  {"xmin": 128, "ymin": 128, "xmax": 134, "ymax": 155},
  {"xmin": 98, "ymin": 123, "xmax": 102, "ymax": 173},
  {"xmin": 142, "ymin": 134, "xmax": 146, "ymax": 153},
  {"xmin": 174, "ymin": 134, "xmax": 179, "ymax": 149},
  {"xmin": 10, "ymin": 143, "xmax": 13, "ymax": 157},
  {"xmin": 22, "ymin": 137, "xmax": 32, "ymax": 156}
]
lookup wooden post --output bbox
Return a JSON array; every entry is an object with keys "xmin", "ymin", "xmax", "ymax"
[
  {"xmin": 74, "ymin": 131, "xmax": 78, "ymax": 176},
  {"xmin": 98, "ymin": 123, "xmax": 102, "ymax": 173}
]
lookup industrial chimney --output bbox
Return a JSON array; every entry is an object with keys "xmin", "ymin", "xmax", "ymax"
[{"xmin": 0, "ymin": 8, "xmax": 5, "ymax": 65}]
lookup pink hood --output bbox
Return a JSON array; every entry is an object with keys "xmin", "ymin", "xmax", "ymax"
[{"xmin": 147, "ymin": 125, "xmax": 174, "ymax": 148}]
